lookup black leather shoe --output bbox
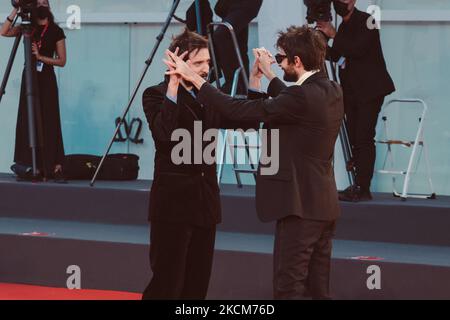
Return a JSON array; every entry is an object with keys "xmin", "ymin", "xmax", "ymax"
[
  {"xmin": 338, "ymin": 185, "xmax": 373, "ymax": 202},
  {"xmin": 12, "ymin": 164, "xmax": 45, "ymax": 182},
  {"xmin": 54, "ymin": 169, "xmax": 68, "ymax": 184},
  {"xmin": 358, "ymin": 189, "xmax": 373, "ymax": 201}
]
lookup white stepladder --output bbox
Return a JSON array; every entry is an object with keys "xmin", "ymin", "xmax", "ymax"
[
  {"xmin": 376, "ymin": 98, "xmax": 436, "ymax": 201},
  {"xmin": 207, "ymin": 21, "xmax": 259, "ymax": 187},
  {"xmin": 216, "ymin": 69, "xmax": 259, "ymax": 187}
]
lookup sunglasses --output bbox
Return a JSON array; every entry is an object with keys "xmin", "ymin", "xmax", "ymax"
[{"xmin": 275, "ymin": 54, "xmax": 288, "ymax": 64}]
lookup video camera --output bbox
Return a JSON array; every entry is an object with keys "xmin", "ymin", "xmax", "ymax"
[
  {"xmin": 304, "ymin": 0, "xmax": 333, "ymax": 23},
  {"xmin": 303, "ymin": 0, "xmax": 352, "ymax": 23},
  {"xmin": 11, "ymin": 0, "xmax": 37, "ymax": 13}
]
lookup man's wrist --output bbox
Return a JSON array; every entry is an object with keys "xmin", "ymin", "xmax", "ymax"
[
  {"xmin": 192, "ymin": 74, "xmax": 206, "ymax": 90},
  {"xmin": 265, "ymin": 71, "xmax": 277, "ymax": 82},
  {"xmin": 249, "ymin": 77, "xmax": 262, "ymax": 91},
  {"xmin": 167, "ymin": 82, "xmax": 179, "ymax": 97}
]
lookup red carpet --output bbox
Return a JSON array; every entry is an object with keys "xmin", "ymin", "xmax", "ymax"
[{"xmin": 0, "ymin": 283, "xmax": 141, "ymax": 300}]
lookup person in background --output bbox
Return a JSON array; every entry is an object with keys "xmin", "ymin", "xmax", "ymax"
[
  {"xmin": 1, "ymin": 0, "xmax": 67, "ymax": 182},
  {"xmin": 317, "ymin": 0, "xmax": 395, "ymax": 201},
  {"xmin": 186, "ymin": 0, "xmax": 263, "ymax": 95}
]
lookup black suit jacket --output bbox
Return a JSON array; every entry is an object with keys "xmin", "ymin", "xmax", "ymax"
[
  {"xmin": 328, "ymin": 8, "xmax": 395, "ymax": 103},
  {"xmin": 197, "ymin": 73, "xmax": 344, "ymax": 222},
  {"xmin": 143, "ymin": 81, "xmax": 256, "ymax": 227}
]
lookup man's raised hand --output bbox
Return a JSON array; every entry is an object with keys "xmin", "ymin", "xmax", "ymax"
[
  {"xmin": 254, "ymin": 48, "xmax": 277, "ymax": 82},
  {"xmin": 163, "ymin": 47, "xmax": 188, "ymax": 87},
  {"xmin": 165, "ymin": 49, "xmax": 207, "ymax": 90},
  {"xmin": 250, "ymin": 48, "xmax": 264, "ymax": 90},
  {"xmin": 165, "ymin": 49, "xmax": 197, "ymax": 83}
]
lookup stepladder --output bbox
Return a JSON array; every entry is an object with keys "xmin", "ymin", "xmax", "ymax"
[
  {"xmin": 376, "ymin": 98, "xmax": 436, "ymax": 201},
  {"xmin": 215, "ymin": 68, "xmax": 260, "ymax": 187},
  {"xmin": 206, "ymin": 21, "xmax": 260, "ymax": 187}
]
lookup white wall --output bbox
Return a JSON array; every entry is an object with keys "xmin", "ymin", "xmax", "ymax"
[{"xmin": 0, "ymin": 0, "xmax": 449, "ymax": 195}]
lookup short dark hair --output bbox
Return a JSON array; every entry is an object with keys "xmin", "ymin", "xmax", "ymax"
[
  {"xmin": 276, "ymin": 25, "xmax": 327, "ymax": 71},
  {"xmin": 168, "ymin": 28, "xmax": 209, "ymax": 61}
]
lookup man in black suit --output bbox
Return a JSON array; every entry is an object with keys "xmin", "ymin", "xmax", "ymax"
[
  {"xmin": 141, "ymin": 29, "xmax": 255, "ymax": 300},
  {"xmin": 186, "ymin": 0, "xmax": 263, "ymax": 95},
  {"xmin": 317, "ymin": 0, "xmax": 395, "ymax": 202},
  {"xmin": 166, "ymin": 26, "xmax": 344, "ymax": 299}
]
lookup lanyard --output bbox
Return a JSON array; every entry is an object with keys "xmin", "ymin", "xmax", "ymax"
[{"xmin": 34, "ymin": 23, "xmax": 49, "ymax": 50}]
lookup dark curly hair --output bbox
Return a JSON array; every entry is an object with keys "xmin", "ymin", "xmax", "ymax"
[
  {"xmin": 276, "ymin": 25, "xmax": 327, "ymax": 71},
  {"xmin": 168, "ymin": 28, "xmax": 209, "ymax": 61}
]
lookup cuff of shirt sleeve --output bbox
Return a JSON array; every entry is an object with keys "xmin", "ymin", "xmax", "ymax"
[
  {"xmin": 166, "ymin": 94, "xmax": 177, "ymax": 104},
  {"xmin": 249, "ymin": 88, "xmax": 263, "ymax": 94}
]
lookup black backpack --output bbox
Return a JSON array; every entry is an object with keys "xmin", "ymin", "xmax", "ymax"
[{"xmin": 64, "ymin": 154, "xmax": 140, "ymax": 181}]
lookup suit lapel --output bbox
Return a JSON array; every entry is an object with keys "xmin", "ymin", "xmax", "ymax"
[{"xmin": 178, "ymin": 86, "xmax": 203, "ymax": 121}]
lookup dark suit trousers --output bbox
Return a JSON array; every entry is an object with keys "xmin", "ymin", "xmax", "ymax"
[
  {"xmin": 273, "ymin": 216, "xmax": 336, "ymax": 300},
  {"xmin": 213, "ymin": 10, "xmax": 251, "ymax": 95},
  {"xmin": 344, "ymin": 93, "xmax": 385, "ymax": 190},
  {"xmin": 142, "ymin": 221, "xmax": 216, "ymax": 300}
]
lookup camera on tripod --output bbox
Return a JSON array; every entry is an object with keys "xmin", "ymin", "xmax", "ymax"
[
  {"xmin": 11, "ymin": 0, "xmax": 37, "ymax": 14},
  {"xmin": 1, "ymin": 0, "xmax": 42, "ymax": 179}
]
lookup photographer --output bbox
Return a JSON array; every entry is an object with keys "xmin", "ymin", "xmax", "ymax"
[
  {"xmin": 1, "ymin": 0, "xmax": 67, "ymax": 182},
  {"xmin": 317, "ymin": 0, "xmax": 395, "ymax": 202},
  {"xmin": 186, "ymin": 0, "xmax": 263, "ymax": 95},
  {"xmin": 213, "ymin": 0, "xmax": 263, "ymax": 95}
]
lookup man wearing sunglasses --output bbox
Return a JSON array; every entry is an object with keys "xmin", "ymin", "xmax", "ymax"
[{"xmin": 165, "ymin": 25, "xmax": 344, "ymax": 300}]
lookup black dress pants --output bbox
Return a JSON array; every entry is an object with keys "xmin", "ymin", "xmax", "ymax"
[
  {"xmin": 344, "ymin": 93, "xmax": 385, "ymax": 190},
  {"xmin": 273, "ymin": 216, "xmax": 336, "ymax": 300},
  {"xmin": 142, "ymin": 221, "xmax": 216, "ymax": 300},
  {"xmin": 212, "ymin": 1, "xmax": 262, "ymax": 95}
]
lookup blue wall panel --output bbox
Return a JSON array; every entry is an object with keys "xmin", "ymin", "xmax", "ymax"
[{"xmin": 1, "ymin": 0, "xmax": 449, "ymax": 195}]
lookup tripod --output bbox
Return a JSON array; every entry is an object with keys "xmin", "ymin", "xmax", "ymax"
[
  {"xmin": 90, "ymin": 0, "xmax": 182, "ymax": 187},
  {"xmin": 0, "ymin": 9, "xmax": 47, "ymax": 180},
  {"xmin": 327, "ymin": 61, "xmax": 356, "ymax": 187},
  {"xmin": 317, "ymin": 12, "xmax": 356, "ymax": 188}
]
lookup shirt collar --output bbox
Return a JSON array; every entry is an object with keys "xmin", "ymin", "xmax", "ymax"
[
  {"xmin": 180, "ymin": 82, "xmax": 197, "ymax": 97},
  {"xmin": 295, "ymin": 70, "xmax": 320, "ymax": 86}
]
